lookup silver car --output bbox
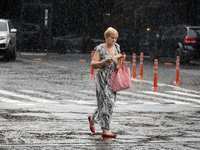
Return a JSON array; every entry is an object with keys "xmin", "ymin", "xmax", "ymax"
[{"xmin": 0, "ymin": 19, "xmax": 17, "ymax": 61}]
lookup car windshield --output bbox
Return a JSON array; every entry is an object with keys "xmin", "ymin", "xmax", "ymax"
[
  {"xmin": 0, "ymin": 22, "xmax": 7, "ymax": 31},
  {"xmin": 162, "ymin": 28, "xmax": 172, "ymax": 39},
  {"xmin": 189, "ymin": 28, "xmax": 200, "ymax": 38}
]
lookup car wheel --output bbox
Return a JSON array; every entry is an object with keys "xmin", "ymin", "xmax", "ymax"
[
  {"xmin": 149, "ymin": 47, "xmax": 158, "ymax": 61},
  {"xmin": 11, "ymin": 46, "xmax": 17, "ymax": 60},
  {"xmin": 4, "ymin": 44, "xmax": 11, "ymax": 61},
  {"xmin": 174, "ymin": 48, "xmax": 190, "ymax": 64}
]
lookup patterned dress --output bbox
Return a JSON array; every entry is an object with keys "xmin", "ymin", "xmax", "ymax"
[{"xmin": 91, "ymin": 43, "xmax": 120, "ymax": 130}]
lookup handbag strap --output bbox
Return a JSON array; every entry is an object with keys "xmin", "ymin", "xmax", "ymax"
[
  {"xmin": 121, "ymin": 52, "xmax": 125, "ymax": 71},
  {"xmin": 116, "ymin": 52, "xmax": 125, "ymax": 72},
  {"xmin": 121, "ymin": 61, "xmax": 124, "ymax": 70}
]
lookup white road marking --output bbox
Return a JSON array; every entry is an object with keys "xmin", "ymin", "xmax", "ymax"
[
  {"xmin": 20, "ymin": 90, "xmax": 61, "ymax": 99},
  {"xmin": 0, "ymin": 88, "xmax": 199, "ymax": 107},
  {"xmin": 119, "ymin": 91, "xmax": 190, "ymax": 105},
  {"xmin": 0, "ymin": 90, "xmax": 58, "ymax": 103},
  {"xmin": 17, "ymin": 103, "xmax": 35, "ymax": 106},
  {"xmin": 81, "ymin": 90, "xmax": 162, "ymax": 105},
  {"xmin": 0, "ymin": 97, "xmax": 23, "ymax": 103},
  {"xmin": 166, "ymin": 91, "xmax": 200, "ymax": 98},
  {"xmin": 58, "ymin": 91, "xmax": 95, "ymax": 100},
  {"xmin": 81, "ymin": 90, "xmax": 189, "ymax": 105},
  {"xmin": 140, "ymin": 91, "xmax": 200, "ymax": 104},
  {"xmin": 79, "ymin": 90, "xmax": 95, "ymax": 95},
  {"xmin": 0, "ymin": 96, "xmax": 35, "ymax": 105},
  {"xmin": 67, "ymin": 100, "xmax": 95, "ymax": 105},
  {"xmin": 167, "ymin": 85, "xmax": 200, "ymax": 94},
  {"xmin": 81, "ymin": 90, "xmax": 130, "ymax": 101},
  {"xmin": 116, "ymin": 101, "xmax": 128, "ymax": 105},
  {"xmin": 132, "ymin": 79, "xmax": 200, "ymax": 94}
]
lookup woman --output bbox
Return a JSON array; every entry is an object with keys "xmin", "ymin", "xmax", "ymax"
[{"xmin": 88, "ymin": 27, "xmax": 125, "ymax": 138}]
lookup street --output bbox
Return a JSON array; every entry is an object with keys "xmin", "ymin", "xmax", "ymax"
[{"xmin": 0, "ymin": 53, "xmax": 200, "ymax": 150}]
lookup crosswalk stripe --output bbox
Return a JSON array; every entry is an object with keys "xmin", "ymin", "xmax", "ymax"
[
  {"xmin": 82, "ymin": 91, "xmax": 159, "ymax": 105},
  {"xmin": 0, "ymin": 89, "xmax": 199, "ymax": 107},
  {"xmin": 116, "ymin": 101, "xmax": 128, "ymax": 105},
  {"xmin": 17, "ymin": 103, "xmax": 35, "ymax": 106},
  {"xmin": 0, "ymin": 96, "xmax": 35, "ymax": 105},
  {"xmin": 137, "ymin": 79, "xmax": 200, "ymax": 94},
  {"xmin": 81, "ymin": 90, "xmax": 190, "ymax": 105},
  {"xmin": 20, "ymin": 90, "xmax": 61, "ymax": 99},
  {"xmin": 118, "ymin": 91, "xmax": 191, "ymax": 105},
  {"xmin": 166, "ymin": 91, "xmax": 200, "ymax": 98},
  {"xmin": 79, "ymin": 90, "xmax": 95, "ymax": 96},
  {"xmin": 67, "ymin": 99, "xmax": 130, "ymax": 105},
  {"xmin": 80, "ymin": 90, "xmax": 132, "ymax": 101},
  {"xmin": 140, "ymin": 91, "xmax": 200, "ymax": 104},
  {"xmin": 166, "ymin": 85, "xmax": 200, "ymax": 94},
  {"xmin": 58, "ymin": 91, "xmax": 95, "ymax": 100},
  {"xmin": 0, "ymin": 90, "xmax": 58, "ymax": 103},
  {"xmin": 0, "ymin": 96, "xmax": 23, "ymax": 103},
  {"xmin": 67, "ymin": 100, "xmax": 95, "ymax": 105}
]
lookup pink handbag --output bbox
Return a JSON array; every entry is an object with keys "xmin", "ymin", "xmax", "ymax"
[{"xmin": 110, "ymin": 61, "xmax": 131, "ymax": 92}]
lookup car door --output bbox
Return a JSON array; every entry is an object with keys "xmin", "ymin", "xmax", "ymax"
[
  {"xmin": 168, "ymin": 27, "xmax": 184, "ymax": 57},
  {"xmin": 8, "ymin": 21, "xmax": 16, "ymax": 49},
  {"xmin": 159, "ymin": 27, "xmax": 174, "ymax": 57}
]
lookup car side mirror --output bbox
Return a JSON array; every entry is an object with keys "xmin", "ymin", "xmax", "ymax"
[{"xmin": 11, "ymin": 29, "xmax": 17, "ymax": 33}]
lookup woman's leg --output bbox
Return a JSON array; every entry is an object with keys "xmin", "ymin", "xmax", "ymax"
[{"xmin": 92, "ymin": 76, "xmax": 116, "ymax": 134}]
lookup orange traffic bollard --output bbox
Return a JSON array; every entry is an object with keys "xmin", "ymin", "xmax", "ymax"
[
  {"xmin": 90, "ymin": 51, "xmax": 95, "ymax": 76},
  {"xmin": 34, "ymin": 58, "xmax": 42, "ymax": 61},
  {"xmin": 123, "ymin": 59, "xmax": 125, "ymax": 66},
  {"xmin": 79, "ymin": 60, "xmax": 86, "ymax": 62},
  {"xmin": 138, "ymin": 52, "xmax": 144, "ymax": 79},
  {"xmin": 174, "ymin": 56, "xmax": 181, "ymax": 85},
  {"xmin": 125, "ymin": 61, "xmax": 131, "ymax": 64},
  {"xmin": 132, "ymin": 53, "xmax": 137, "ymax": 79},
  {"xmin": 152, "ymin": 59, "xmax": 159, "ymax": 90}
]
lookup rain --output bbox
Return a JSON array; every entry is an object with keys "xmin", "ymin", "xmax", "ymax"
[{"xmin": 0, "ymin": 0, "xmax": 200, "ymax": 149}]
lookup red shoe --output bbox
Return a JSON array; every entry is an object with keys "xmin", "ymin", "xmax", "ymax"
[
  {"xmin": 102, "ymin": 133, "xmax": 117, "ymax": 138},
  {"xmin": 88, "ymin": 116, "xmax": 95, "ymax": 133}
]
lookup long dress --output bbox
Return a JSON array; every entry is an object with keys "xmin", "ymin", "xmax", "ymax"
[{"xmin": 91, "ymin": 43, "xmax": 120, "ymax": 130}]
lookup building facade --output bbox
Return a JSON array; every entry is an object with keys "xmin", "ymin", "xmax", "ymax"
[{"xmin": 0, "ymin": 0, "xmax": 199, "ymax": 53}]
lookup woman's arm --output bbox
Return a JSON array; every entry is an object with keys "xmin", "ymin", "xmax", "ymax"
[{"xmin": 91, "ymin": 51, "xmax": 114, "ymax": 69}]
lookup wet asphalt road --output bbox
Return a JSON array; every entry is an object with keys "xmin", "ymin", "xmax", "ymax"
[{"xmin": 0, "ymin": 52, "xmax": 200, "ymax": 150}]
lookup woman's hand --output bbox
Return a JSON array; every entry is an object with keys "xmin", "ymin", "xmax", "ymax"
[
  {"xmin": 122, "ymin": 54, "xmax": 126, "ymax": 59},
  {"xmin": 91, "ymin": 51, "xmax": 115, "ymax": 69},
  {"xmin": 105, "ymin": 57, "xmax": 114, "ymax": 63},
  {"xmin": 121, "ymin": 53, "xmax": 126, "ymax": 60}
]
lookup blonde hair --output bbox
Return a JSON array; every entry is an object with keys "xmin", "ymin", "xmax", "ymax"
[{"xmin": 104, "ymin": 27, "xmax": 119, "ymax": 38}]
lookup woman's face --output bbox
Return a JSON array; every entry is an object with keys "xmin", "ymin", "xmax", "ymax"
[{"xmin": 105, "ymin": 34, "xmax": 118, "ymax": 45}]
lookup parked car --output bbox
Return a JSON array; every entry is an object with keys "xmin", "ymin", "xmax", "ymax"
[
  {"xmin": 149, "ymin": 25, "xmax": 200, "ymax": 64},
  {"xmin": 0, "ymin": 19, "xmax": 17, "ymax": 60}
]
